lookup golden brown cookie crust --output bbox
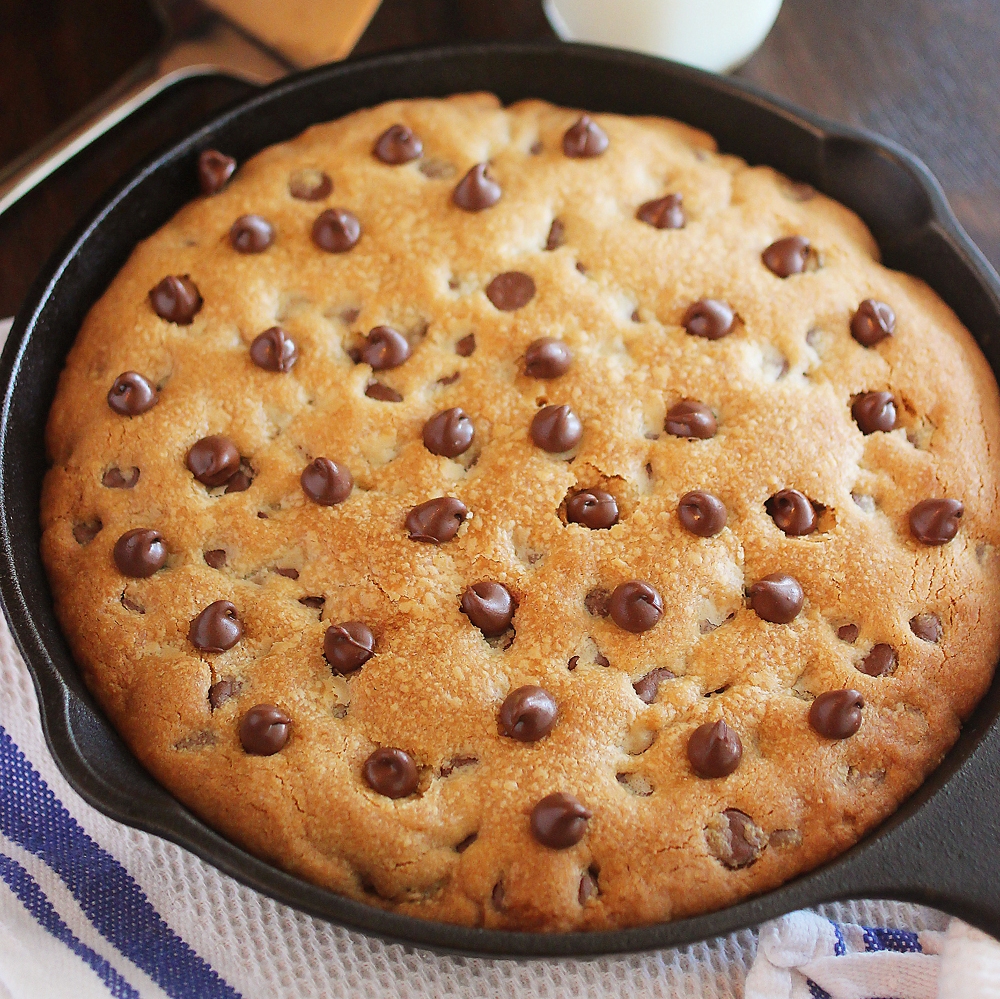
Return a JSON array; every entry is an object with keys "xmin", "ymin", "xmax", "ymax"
[{"xmin": 41, "ymin": 94, "xmax": 1000, "ymax": 931}]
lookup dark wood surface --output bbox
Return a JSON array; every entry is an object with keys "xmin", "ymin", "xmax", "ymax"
[{"xmin": 1, "ymin": 0, "xmax": 997, "ymax": 317}]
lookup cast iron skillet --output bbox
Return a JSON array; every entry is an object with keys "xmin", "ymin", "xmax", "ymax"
[{"xmin": 3, "ymin": 42, "xmax": 1000, "ymax": 958}]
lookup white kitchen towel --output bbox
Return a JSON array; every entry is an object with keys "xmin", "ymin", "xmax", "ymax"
[{"xmin": 0, "ymin": 314, "xmax": 997, "ymax": 998}]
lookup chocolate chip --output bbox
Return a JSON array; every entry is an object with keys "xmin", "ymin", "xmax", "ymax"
[
  {"xmin": 149, "ymin": 275, "xmax": 202, "ymax": 324},
  {"xmin": 594, "ymin": 652, "xmax": 610, "ymax": 668},
  {"xmin": 766, "ymin": 490, "xmax": 817, "ymax": 536},
  {"xmin": 189, "ymin": 600, "xmax": 242, "ymax": 652},
  {"xmin": 198, "ymin": 149, "xmax": 236, "ymax": 195},
  {"xmin": 224, "ymin": 459, "xmax": 253, "ymax": 494},
  {"xmin": 374, "ymin": 124, "xmax": 422, "ymax": 164},
  {"xmin": 364, "ymin": 380, "xmax": 402, "ymax": 401},
  {"xmin": 486, "ymin": 272, "xmax": 536, "ymax": 311},
  {"xmin": 250, "ymin": 327, "xmax": 297, "ymax": 372},
  {"xmin": 103, "ymin": 466, "xmax": 139, "ymax": 489},
  {"xmin": 361, "ymin": 325, "xmax": 410, "ymax": 370},
  {"xmin": 230, "ymin": 214, "xmax": 273, "ymax": 253},
  {"xmin": 579, "ymin": 867, "xmax": 599, "ymax": 905},
  {"xmin": 299, "ymin": 595, "xmax": 325, "ymax": 610},
  {"xmin": 113, "ymin": 528, "xmax": 167, "ymax": 578},
  {"xmin": 633, "ymin": 668, "xmax": 675, "ymax": 703},
  {"xmin": 288, "ymin": 168, "xmax": 332, "ymax": 200},
  {"xmin": 455, "ymin": 333, "xmax": 476, "ymax": 357},
  {"xmin": 455, "ymin": 833, "xmax": 477, "ymax": 853},
  {"xmin": 909, "ymin": 498, "xmax": 963, "ymax": 545},
  {"xmin": 585, "ymin": 587, "xmax": 610, "ymax": 617},
  {"xmin": 837, "ymin": 623, "xmax": 859, "ymax": 643},
  {"xmin": 609, "ymin": 580, "xmax": 663, "ymax": 633},
  {"xmin": 324, "ymin": 621, "xmax": 375, "ymax": 674},
  {"xmin": 531, "ymin": 792, "xmax": 591, "ymax": 848},
  {"xmin": 239, "ymin": 704, "xmax": 290, "ymax": 755},
  {"xmin": 678, "ymin": 490, "xmax": 726, "ymax": 537},
  {"xmin": 187, "ymin": 435, "xmax": 241, "ymax": 487},
  {"xmin": 300, "ymin": 457, "xmax": 353, "ymax": 506},
  {"xmin": 859, "ymin": 643, "xmax": 897, "ymax": 676},
  {"xmin": 524, "ymin": 338, "xmax": 572, "ymax": 378},
  {"xmin": 452, "ymin": 163, "xmax": 501, "ymax": 211},
  {"xmin": 665, "ymin": 400, "xmax": 717, "ymax": 439},
  {"xmin": 461, "ymin": 581, "xmax": 516, "ymax": 636},
  {"xmin": 809, "ymin": 689, "xmax": 864, "ymax": 739},
  {"xmin": 749, "ymin": 573, "xmax": 804, "ymax": 623},
  {"xmin": 762, "ymin": 235, "xmax": 812, "ymax": 277},
  {"xmin": 208, "ymin": 677, "xmax": 241, "ymax": 710},
  {"xmin": 682, "ymin": 299, "xmax": 734, "ymax": 340},
  {"xmin": 405, "ymin": 496, "xmax": 468, "ymax": 543},
  {"xmin": 312, "ymin": 208, "xmax": 361, "ymax": 252},
  {"xmin": 363, "ymin": 747, "xmax": 418, "ymax": 798},
  {"xmin": 498, "ymin": 685, "xmax": 557, "ymax": 741},
  {"xmin": 530, "ymin": 404, "xmax": 582, "ymax": 452},
  {"xmin": 687, "ymin": 720, "xmax": 743, "ymax": 778},
  {"xmin": 563, "ymin": 116, "xmax": 608, "ymax": 158},
  {"xmin": 545, "ymin": 218, "xmax": 565, "ymax": 250},
  {"xmin": 423, "ymin": 408, "xmax": 474, "ymax": 457},
  {"xmin": 637, "ymin": 193, "xmax": 684, "ymax": 229},
  {"xmin": 852, "ymin": 391, "xmax": 896, "ymax": 433},
  {"xmin": 437, "ymin": 371, "xmax": 460, "ymax": 386},
  {"xmin": 910, "ymin": 612, "xmax": 942, "ymax": 643},
  {"xmin": 204, "ymin": 549, "xmax": 226, "ymax": 569},
  {"xmin": 440, "ymin": 756, "xmax": 477, "ymax": 778},
  {"xmin": 274, "ymin": 566, "xmax": 298, "ymax": 579},
  {"xmin": 120, "ymin": 594, "xmax": 144, "ymax": 614},
  {"xmin": 706, "ymin": 809, "xmax": 766, "ymax": 869},
  {"xmin": 73, "ymin": 519, "xmax": 102, "ymax": 544},
  {"xmin": 567, "ymin": 656, "xmax": 580, "ymax": 670},
  {"xmin": 851, "ymin": 299, "xmax": 895, "ymax": 346},
  {"xmin": 107, "ymin": 372, "xmax": 158, "ymax": 416},
  {"xmin": 566, "ymin": 488, "xmax": 618, "ymax": 529}
]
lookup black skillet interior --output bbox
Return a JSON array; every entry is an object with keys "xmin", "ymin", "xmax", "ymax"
[{"xmin": 4, "ymin": 42, "xmax": 1000, "ymax": 958}]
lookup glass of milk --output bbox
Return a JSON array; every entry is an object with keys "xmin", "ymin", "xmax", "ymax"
[{"xmin": 543, "ymin": 0, "xmax": 783, "ymax": 73}]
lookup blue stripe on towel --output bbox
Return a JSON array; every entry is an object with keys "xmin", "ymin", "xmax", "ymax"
[{"xmin": 0, "ymin": 727, "xmax": 241, "ymax": 999}]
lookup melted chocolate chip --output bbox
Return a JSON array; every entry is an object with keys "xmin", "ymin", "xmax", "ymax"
[
  {"xmin": 312, "ymin": 208, "xmax": 361, "ymax": 252},
  {"xmin": 300, "ymin": 457, "xmax": 353, "ymax": 506},
  {"xmin": 579, "ymin": 868, "xmax": 599, "ymax": 905},
  {"xmin": 324, "ymin": 621, "xmax": 375, "ymax": 674},
  {"xmin": 198, "ymin": 149, "xmax": 236, "ymax": 195},
  {"xmin": 103, "ymin": 466, "xmax": 140, "ymax": 489},
  {"xmin": 187, "ymin": 435, "xmax": 240, "ymax": 487},
  {"xmin": 239, "ymin": 704, "xmax": 290, "ymax": 755},
  {"xmin": 498, "ymin": 685, "xmax": 557, "ymax": 741},
  {"xmin": 486, "ymin": 272, "xmax": 536, "ymax": 311},
  {"xmin": 609, "ymin": 580, "xmax": 663, "ymax": 633},
  {"xmin": 524, "ymin": 338, "xmax": 572, "ymax": 378},
  {"xmin": 851, "ymin": 299, "xmax": 895, "ymax": 346},
  {"xmin": 838, "ymin": 623, "xmax": 859, "ymax": 643},
  {"xmin": 461, "ymin": 581, "xmax": 516, "ymax": 636},
  {"xmin": 73, "ymin": 519, "xmax": 102, "ymax": 544},
  {"xmin": 364, "ymin": 380, "xmax": 402, "ymax": 402},
  {"xmin": 749, "ymin": 574, "xmax": 804, "ymax": 623},
  {"xmin": 852, "ymin": 391, "xmax": 896, "ymax": 434},
  {"xmin": 230, "ymin": 214, "xmax": 274, "ymax": 253},
  {"xmin": 859, "ymin": 643, "xmax": 897, "ymax": 676},
  {"xmin": 113, "ymin": 528, "xmax": 167, "ymax": 578},
  {"xmin": 678, "ymin": 490, "xmax": 727, "ymax": 537},
  {"xmin": 373, "ymin": 123, "xmax": 423, "ymax": 164},
  {"xmin": 274, "ymin": 566, "xmax": 298, "ymax": 579},
  {"xmin": 706, "ymin": 809, "xmax": 766, "ymax": 869},
  {"xmin": 633, "ymin": 667, "xmax": 675, "ymax": 703},
  {"xmin": 545, "ymin": 218, "xmax": 565, "ymax": 250},
  {"xmin": 809, "ymin": 689, "xmax": 864, "ymax": 739},
  {"xmin": 455, "ymin": 833, "xmax": 477, "ymax": 853},
  {"xmin": 455, "ymin": 333, "xmax": 476, "ymax": 357},
  {"xmin": 405, "ymin": 496, "xmax": 468, "ymax": 543},
  {"xmin": 452, "ymin": 163, "xmax": 501, "ymax": 211},
  {"xmin": 107, "ymin": 372, "xmax": 158, "ymax": 416},
  {"xmin": 224, "ymin": 460, "xmax": 253, "ymax": 493},
  {"xmin": 208, "ymin": 677, "xmax": 240, "ymax": 710},
  {"xmin": 566, "ymin": 488, "xmax": 618, "ymax": 529},
  {"xmin": 563, "ymin": 116, "xmax": 608, "ymax": 158},
  {"xmin": 363, "ymin": 747, "xmax": 418, "ymax": 798},
  {"xmin": 361, "ymin": 326, "xmax": 410, "ymax": 370},
  {"xmin": 288, "ymin": 168, "xmax": 332, "ymax": 200},
  {"xmin": 585, "ymin": 588, "xmax": 610, "ymax": 617},
  {"xmin": 299, "ymin": 595, "xmax": 325, "ymax": 610},
  {"xmin": 423, "ymin": 408, "xmax": 475, "ymax": 457},
  {"xmin": 204, "ymin": 549, "xmax": 226, "ymax": 569},
  {"xmin": 530, "ymin": 404, "xmax": 582, "ymax": 453},
  {"xmin": 250, "ymin": 327, "xmax": 297, "ymax": 372},
  {"xmin": 762, "ymin": 235, "xmax": 812, "ymax": 277},
  {"xmin": 910, "ymin": 612, "xmax": 942, "ymax": 643},
  {"xmin": 530, "ymin": 792, "xmax": 591, "ymax": 849},
  {"xmin": 665, "ymin": 400, "xmax": 717, "ymax": 439},
  {"xmin": 909, "ymin": 498, "xmax": 963, "ymax": 545},
  {"xmin": 766, "ymin": 490, "xmax": 818, "ymax": 536},
  {"xmin": 150, "ymin": 275, "xmax": 202, "ymax": 324},
  {"xmin": 682, "ymin": 299, "xmax": 734, "ymax": 340},
  {"xmin": 189, "ymin": 600, "xmax": 242, "ymax": 652},
  {"xmin": 687, "ymin": 720, "xmax": 743, "ymax": 778},
  {"xmin": 637, "ymin": 193, "xmax": 684, "ymax": 229}
]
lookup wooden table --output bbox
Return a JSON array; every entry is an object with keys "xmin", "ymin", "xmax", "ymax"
[{"xmin": 1, "ymin": 0, "xmax": 997, "ymax": 317}]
